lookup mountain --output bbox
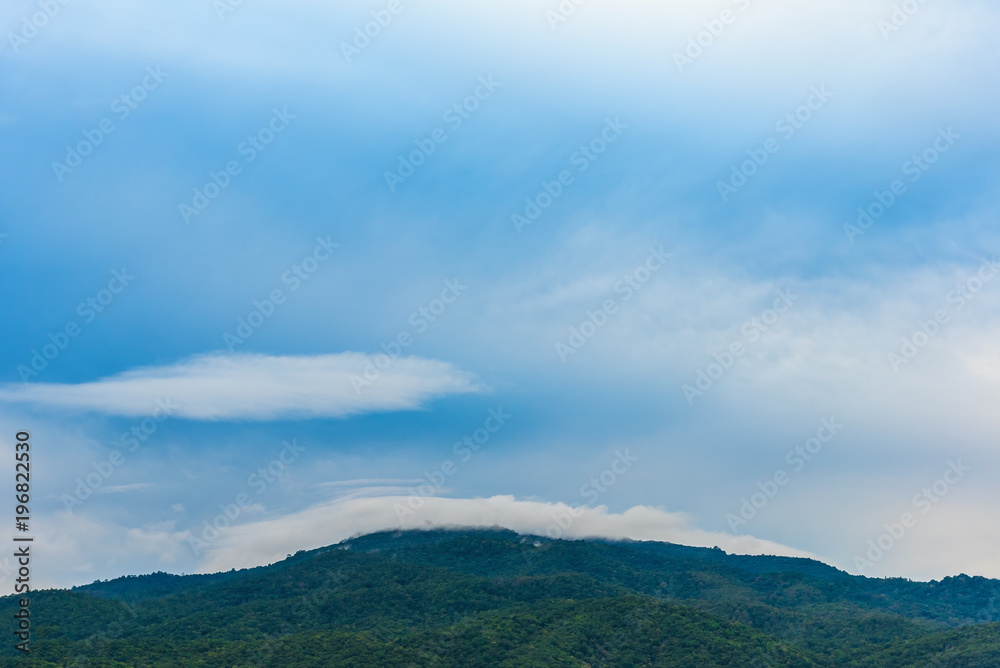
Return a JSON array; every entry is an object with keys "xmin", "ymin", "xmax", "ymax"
[{"xmin": 2, "ymin": 528, "xmax": 999, "ymax": 666}]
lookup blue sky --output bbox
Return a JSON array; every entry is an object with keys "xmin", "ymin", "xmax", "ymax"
[{"xmin": 1, "ymin": 0, "xmax": 999, "ymax": 587}]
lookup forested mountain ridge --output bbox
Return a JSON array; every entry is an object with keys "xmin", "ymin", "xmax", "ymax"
[{"xmin": 2, "ymin": 528, "xmax": 998, "ymax": 666}]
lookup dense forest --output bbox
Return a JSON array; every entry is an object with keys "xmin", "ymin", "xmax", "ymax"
[{"xmin": 1, "ymin": 528, "xmax": 998, "ymax": 666}]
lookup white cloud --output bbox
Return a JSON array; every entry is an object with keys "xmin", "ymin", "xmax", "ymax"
[
  {"xmin": 14, "ymin": 513, "xmax": 190, "ymax": 591},
  {"xmin": 468, "ymin": 241, "xmax": 1000, "ymax": 457},
  {"xmin": 17, "ymin": 487, "xmax": 1000, "ymax": 590},
  {"xmin": 96, "ymin": 483, "xmax": 156, "ymax": 494},
  {"xmin": 7, "ymin": 0, "xmax": 996, "ymax": 131},
  {"xmin": 0, "ymin": 352, "xmax": 480, "ymax": 420},
  {"xmin": 196, "ymin": 495, "xmax": 821, "ymax": 574}
]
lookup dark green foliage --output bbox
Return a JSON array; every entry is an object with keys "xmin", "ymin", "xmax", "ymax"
[{"xmin": 1, "ymin": 528, "xmax": 998, "ymax": 666}]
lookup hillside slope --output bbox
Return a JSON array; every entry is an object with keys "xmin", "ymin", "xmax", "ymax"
[{"xmin": 1, "ymin": 528, "xmax": 998, "ymax": 667}]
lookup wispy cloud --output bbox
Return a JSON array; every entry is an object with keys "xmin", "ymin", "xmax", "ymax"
[
  {"xmin": 317, "ymin": 478, "xmax": 426, "ymax": 488},
  {"xmin": 0, "ymin": 353, "xmax": 480, "ymax": 420},
  {"xmin": 95, "ymin": 483, "xmax": 156, "ymax": 495}
]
